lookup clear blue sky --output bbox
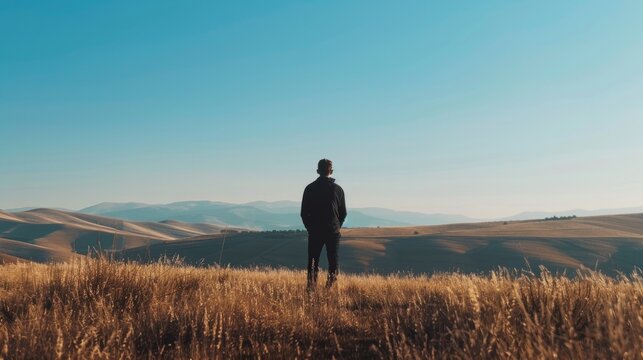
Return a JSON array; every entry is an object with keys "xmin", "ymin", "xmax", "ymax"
[{"xmin": 2, "ymin": 1, "xmax": 643, "ymax": 218}]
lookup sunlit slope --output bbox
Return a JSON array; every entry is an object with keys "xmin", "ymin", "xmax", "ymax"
[{"xmin": 0, "ymin": 209, "xmax": 232, "ymax": 261}]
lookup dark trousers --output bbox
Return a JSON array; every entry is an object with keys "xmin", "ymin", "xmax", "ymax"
[{"xmin": 307, "ymin": 232, "xmax": 340, "ymax": 288}]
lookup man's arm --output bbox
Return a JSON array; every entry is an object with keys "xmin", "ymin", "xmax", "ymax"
[
  {"xmin": 338, "ymin": 188, "xmax": 347, "ymax": 227},
  {"xmin": 300, "ymin": 187, "xmax": 312, "ymax": 230}
]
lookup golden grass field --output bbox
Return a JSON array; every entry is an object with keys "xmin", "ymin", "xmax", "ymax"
[{"xmin": 0, "ymin": 258, "xmax": 641, "ymax": 359}]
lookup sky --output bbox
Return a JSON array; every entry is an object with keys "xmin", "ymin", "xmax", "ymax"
[{"xmin": 2, "ymin": 1, "xmax": 643, "ymax": 218}]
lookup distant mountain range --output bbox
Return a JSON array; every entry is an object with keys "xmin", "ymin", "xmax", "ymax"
[
  {"xmin": 5, "ymin": 201, "xmax": 643, "ymax": 231},
  {"xmin": 73, "ymin": 201, "xmax": 476, "ymax": 230}
]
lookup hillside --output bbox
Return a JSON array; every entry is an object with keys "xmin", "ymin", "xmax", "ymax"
[
  {"xmin": 122, "ymin": 213, "xmax": 643, "ymax": 276},
  {"xmin": 0, "ymin": 209, "xmax": 236, "ymax": 263},
  {"xmin": 2, "ymin": 209, "xmax": 642, "ymax": 275}
]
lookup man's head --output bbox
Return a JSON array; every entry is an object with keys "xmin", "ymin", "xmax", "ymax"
[{"xmin": 317, "ymin": 159, "xmax": 333, "ymax": 177}]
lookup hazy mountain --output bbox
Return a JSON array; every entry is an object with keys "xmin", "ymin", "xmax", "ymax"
[
  {"xmin": 242, "ymin": 201, "xmax": 301, "ymax": 214},
  {"xmin": 9, "ymin": 201, "xmax": 643, "ymax": 230},
  {"xmin": 356, "ymin": 207, "xmax": 476, "ymax": 225},
  {"xmin": 79, "ymin": 202, "xmax": 150, "ymax": 215},
  {"xmin": 76, "ymin": 201, "xmax": 473, "ymax": 230},
  {"xmin": 82, "ymin": 201, "xmax": 295, "ymax": 230}
]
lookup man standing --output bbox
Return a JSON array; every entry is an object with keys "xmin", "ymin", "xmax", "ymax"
[{"xmin": 301, "ymin": 159, "xmax": 347, "ymax": 290}]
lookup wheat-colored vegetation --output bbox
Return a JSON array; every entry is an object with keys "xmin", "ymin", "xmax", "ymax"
[{"xmin": 0, "ymin": 258, "xmax": 641, "ymax": 359}]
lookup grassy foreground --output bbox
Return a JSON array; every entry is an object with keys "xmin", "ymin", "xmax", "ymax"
[{"xmin": 0, "ymin": 259, "xmax": 641, "ymax": 359}]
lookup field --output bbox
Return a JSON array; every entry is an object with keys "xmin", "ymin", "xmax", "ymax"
[{"xmin": 0, "ymin": 258, "xmax": 641, "ymax": 359}]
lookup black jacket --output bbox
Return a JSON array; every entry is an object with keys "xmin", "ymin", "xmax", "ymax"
[{"xmin": 301, "ymin": 177, "xmax": 347, "ymax": 234}]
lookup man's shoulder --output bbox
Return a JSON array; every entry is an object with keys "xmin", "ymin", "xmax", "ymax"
[{"xmin": 304, "ymin": 180, "xmax": 317, "ymax": 192}]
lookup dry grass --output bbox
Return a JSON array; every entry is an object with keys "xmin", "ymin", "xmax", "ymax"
[{"xmin": 0, "ymin": 258, "xmax": 641, "ymax": 359}]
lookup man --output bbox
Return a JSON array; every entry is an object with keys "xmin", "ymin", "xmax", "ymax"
[{"xmin": 301, "ymin": 159, "xmax": 347, "ymax": 290}]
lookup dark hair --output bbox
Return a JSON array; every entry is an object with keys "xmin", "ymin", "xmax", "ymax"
[{"xmin": 317, "ymin": 159, "xmax": 333, "ymax": 174}]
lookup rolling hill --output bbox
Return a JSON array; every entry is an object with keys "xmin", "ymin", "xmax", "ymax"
[
  {"xmin": 121, "ymin": 213, "xmax": 643, "ymax": 276},
  {"xmin": 2, "ymin": 208, "xmax": 640, "ymax": 276},
  {"xmin": 0, "ymin": 209, "xmax": 238, "ymax": 263}
]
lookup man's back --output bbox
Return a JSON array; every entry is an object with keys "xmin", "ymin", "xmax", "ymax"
[
  {"xmin": 301, "ymin": 176, "xmax": 347, "ymax": 234},
  {"xmin": 302, "ymin": 159, "xmax": 346, "ymax": 289}
]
